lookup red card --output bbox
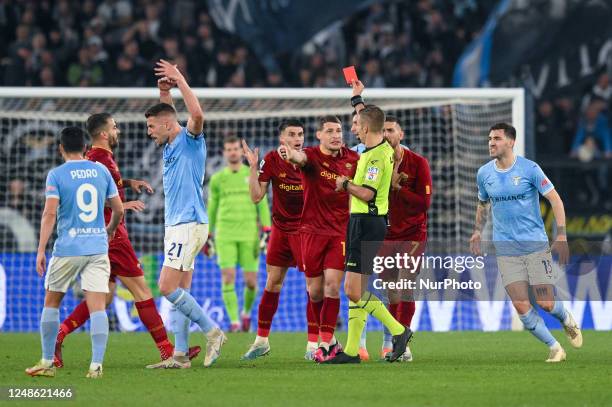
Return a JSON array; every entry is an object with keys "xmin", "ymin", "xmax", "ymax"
[{"xmin": 343, "ymin": 66, "xmax": 358, "ymax": 85}]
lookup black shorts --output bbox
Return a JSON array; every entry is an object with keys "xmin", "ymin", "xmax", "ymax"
[{"xmin": 344, "ymin": 214, "xmax": 387, "ymax": 275}]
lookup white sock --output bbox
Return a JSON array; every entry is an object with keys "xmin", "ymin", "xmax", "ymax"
[
  {"xmin": 255, "ymin": 335, "xmax": 269, "ymax": 345},
  {"xmin": 549, "ymin": 341, "xmax": 561, "ymax": 350},
  {"xmin": 306, "ymin": 341, "xmax": 318, "ymax": 350},
  {"xmin": 89, "ymin": 362, "xmax": 102, "ymax": 371},
  {"xmin": 41, "ymin": 358, "xmax": 53, "ymax": 367}
]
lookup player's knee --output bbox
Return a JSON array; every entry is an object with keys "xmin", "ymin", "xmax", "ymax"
[
  {"xmin": 324, "ymin": 280, "xmax": 340, "ymax": 298},
  {"xmin": 158, "ymin": 282, "xmax": 177, "ymax": 297},
  {"xmin": 512, "ymin": 300, "xmax": 531, "ymax": 315},
  {"xmin": 308, "ymin": 287, "xmax": 324, "ymax": 303},
  {"xmin": 343, "ymin": 280, "xmax": 360, "ymax": 303},
  {"xmin": 537, "ymin": 300, "xmax": 554, "ymax": 312}
]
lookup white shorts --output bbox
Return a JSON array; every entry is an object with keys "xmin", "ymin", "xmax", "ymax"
[
  {"xmin": 163, "ymin": 222, "xmax": 208, "ymax": 271},
  {"xmin": 497, "ymin": 248, "xmax": 557, "ymax": 287},
  {"xmin": 45, "ymin": 254, "xmax": 111, "ymax": 293}
]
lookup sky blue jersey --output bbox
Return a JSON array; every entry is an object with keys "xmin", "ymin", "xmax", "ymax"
[
  {"xmin": 45, "ymin": 160, "xmax": 118, "ymax": 257},
  {"xmin": 162, "ymin": 126, "xmax": 208, "ymax": 226},
  {"xmin": 477, "ymin": 156, "xmax": 554, "ymax": 255}
]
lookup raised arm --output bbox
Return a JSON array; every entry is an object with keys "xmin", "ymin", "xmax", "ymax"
[
  {"xmin": 242, "ymin": 139, "xmax": 269, "ymax": 203},
  {"xmin": 350, "ymin": 80, "xmax": 366, "ymax": 114},
  {"xmin": 157, "ymin": 78, "xmax": 175, "ymax": 107},
  {"xmin": 155, "ymin": 59, "xmax": 204, "ymax": 135}
]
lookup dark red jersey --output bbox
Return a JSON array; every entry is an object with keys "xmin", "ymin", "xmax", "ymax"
[
  {"xmin": 386, "ymin": 147, "xmax": 432, "ymax": 241},
  {"xmin": 258, "ymin": 150, "xmax": 304, "ymax": 233},
  {"xmin": 86, "ymin": 146, "xmax": 128, "ymax": 242},
  {"xmin": 299, "ymin": 146, "xmax": 359, "ymax": 237}
]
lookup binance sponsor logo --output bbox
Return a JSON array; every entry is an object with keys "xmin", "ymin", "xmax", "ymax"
[
  {"xmin": 279, "ymin": 183, "xmax": 303, "ymax": 191},
  {"xmin": 320, "ymin": 170, "xmax": 339, "ymax": 181}
]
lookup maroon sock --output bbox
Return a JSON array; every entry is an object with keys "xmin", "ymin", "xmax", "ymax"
[
  {"xmin": 319, "ymin": 297, "xmax": 340, "ymax": 344},
  {"xmin": 398, "ymin": 301, "xmax": 416, "ymax": 327},
  {"xmin": 389, "ymin": 303, "xmax": 399, "ymax": 320},
  {"xmin": 58, "ymin": 300, "xmax": 90, "ymax": 343},
  {"xmin": 257, "ymin": 290, "xmax": 280, "ymax": 337},
  {"xmin": 136, "ymin": 298, "xmax": 173, "ymax": 359},
  {"xmin": 306, "ymin": 293, "xmax": 319, "ymax": 342}
]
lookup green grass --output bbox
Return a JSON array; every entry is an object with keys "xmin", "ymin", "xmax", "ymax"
[{"xmin": 2, "ymin": 331, "xmax": 611, "ymax": 407}]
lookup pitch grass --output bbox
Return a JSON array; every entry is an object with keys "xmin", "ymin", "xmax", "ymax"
[{"xmin": 2, "ymin": 331, "xmax": 611, "ymax": 407}]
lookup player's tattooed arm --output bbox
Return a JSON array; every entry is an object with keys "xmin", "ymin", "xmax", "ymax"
[
  {"xmin": 36, "ymin": 198, "xmax": 59, "ymax": 276},
  {"xmin": 544, "ymin": 189, "xmax": 570, "ymax": 264},
  {"xmin": 242, "ymin": 139, "xmax": 268, "ymax": 203},
  {"xmin": 469, "ymin": 200, "xmax": 489, "ymax": 256}
]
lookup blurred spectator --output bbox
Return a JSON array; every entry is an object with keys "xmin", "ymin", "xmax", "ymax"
[
  {"xmin": 571, "ymin": 99, "xmax": 612, "ymax": 159},
  {"xmin": 67, "ymin": 47, "xmax": 104, "ymax": 86}
]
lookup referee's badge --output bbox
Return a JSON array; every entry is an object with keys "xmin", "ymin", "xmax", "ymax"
[
  {"xmin": 512, "ymin": 176, "xmax": 521, "ymax": 186},
  {"xmin": 366, "ymin": 166, "xmax": 379, "ymax": 181}
]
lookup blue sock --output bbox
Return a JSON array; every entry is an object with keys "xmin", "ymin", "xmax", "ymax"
[
  {"xmin": 549, "ymin": 300, "xmax": 567, "ymax": 324},
  {"xmin": 170, "ymin": 304, "xmax": 190, "ymax": 353},
  {"xmin": 90, "ymin": 311, "xmax": 109, "ymax": 364},
  {"xmin": 166, "ymin": 288, "xmax": 216, "ymax": 333},
  {"xmin": 40, "ymin": 307, "xmax": 59, "ymax": 361},
  {"xmin": 360, "ymin": 320, "xmax": 367, "ymax": 348},
  {"xmin": 519, "ymin": 308, "xmax": 557, "ymax": 347},
  {"xmin": 382, "ymin": 325, "xmax": 393, "ymax": 349}
]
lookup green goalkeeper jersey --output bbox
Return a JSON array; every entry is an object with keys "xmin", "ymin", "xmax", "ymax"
[{"xmin": 208, "ymin": 164, "xmax": 271, "ymax": 241}]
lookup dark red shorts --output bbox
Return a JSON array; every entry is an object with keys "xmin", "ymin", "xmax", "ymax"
[
  {"xmin": 377, "ymin": 238, "xmax": 427, "ymax": 274},
  {"xmin": 266, "ymin": 225, "xmax": 304, "ymax": 272},
  {"xmin": 300, "ymin": 232, "xmax": 345, "ymax": 278},
  {"xmin": 108, "ymin": 238, "xmax": 144, "ymax": 283}
]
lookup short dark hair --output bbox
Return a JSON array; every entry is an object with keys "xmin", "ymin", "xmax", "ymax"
[
  {"xmin": 489, "ymin": 123, "xmax": 516, "ymax": 140},
  {"xmin": 144, "ymin": 103, "xmax": 177, "ymax": 118},
  {"xmin": 278, "ymin": 119, "xmax": 305, "ymax": 134},
  {"xmin": 359, "ymin": 105, "xmax": 385, "ymax": 133},
  {"xmin": 223, "ymin": 135, "xmax": 240, "ymax": 146},
  {"xmin": 317, "ymin": 115, "xmax": 341, "ymax": 131},
  {"xmin": 60, "ymin": 126, "xmax": 87, "ymax": 153},
  {"xmin": 385, "ymin": 114, "xmax": 399, "ymax": 124},
  {"xmin": 86, "ymin": 112, "xmax": 112, "ymax": 138}
]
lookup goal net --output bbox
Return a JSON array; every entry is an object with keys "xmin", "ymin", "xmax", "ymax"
[{"xmin": 0, "ymin": 87, "xmax": 524, "ymax": 333}]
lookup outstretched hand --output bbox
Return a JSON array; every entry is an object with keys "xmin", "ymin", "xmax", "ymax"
[
  {"xmin": 154, "ymin": 59, "xmax": 185, "ymax": 84},
  {"xmin": 277, "ymin": 141, "xmax": 295, "ymax": 162},
  {"xmin": 242, "ymin": 139, "xmax": 260, "ymax": 169}
]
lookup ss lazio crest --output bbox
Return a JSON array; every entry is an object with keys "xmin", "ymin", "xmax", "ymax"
[{"xmin": 512, "ymin": 176, "xmax": 521, "ymax": 186}]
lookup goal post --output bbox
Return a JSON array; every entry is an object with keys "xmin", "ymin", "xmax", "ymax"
[{"xmin": 0, "ymin": 87, "xmax": 525, "ymax": 332}]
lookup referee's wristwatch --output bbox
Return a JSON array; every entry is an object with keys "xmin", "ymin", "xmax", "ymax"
[{"xmin": 342, "ymin": 179, "xmax": 350, "ymax": 191}]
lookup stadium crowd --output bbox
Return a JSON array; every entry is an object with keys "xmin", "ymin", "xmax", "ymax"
[{"xmin": 0, "ymin": 0, "xmax": 610, "ymax": 211}]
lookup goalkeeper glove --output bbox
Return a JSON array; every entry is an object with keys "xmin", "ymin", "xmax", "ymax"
[
  {"xmin": 259, "ymin": 227, "xmax": 272, "ymax": 255},
  {"xmin": 202, "ymin": 234, "xmax": 215, "ymax": 258}
]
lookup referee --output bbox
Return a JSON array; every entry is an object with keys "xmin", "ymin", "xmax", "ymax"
[{"xmin": 323, "ymin": 82, "xmax": 412, "ymax": 364}]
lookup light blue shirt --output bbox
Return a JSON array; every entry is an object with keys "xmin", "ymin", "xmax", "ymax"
[
  {"xmin": 351, "ymin": 143, "xmax": 366, "ymax": 154},
  {"xmin": 45, "ymin": 160, "xmax": 118, "ymax": 257},
  {"xmin": 477, "ymin": 156, "xmax": 554, "ymax": 255},
  {"xmin": 163, "ymin": 126, "xmax": 208, "ymax": 226}
]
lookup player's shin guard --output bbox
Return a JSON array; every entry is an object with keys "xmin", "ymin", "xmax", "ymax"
[
  {"xmin": 357, "ymin": 292, "xmax": 404, "ymax": 336},
  {"xmin": 549, "ymin": 300, "xmax": 567, "ymax": 323},
  {"xmin": 243, "ymin": 285, "xmax": 257, "ymax": 315},
  {"xmin": 41, "ymin": 307, "xmax": 60, "ymax": 362},
  {"xmin": 166, "ymin": 288, "xmax": 216, "ymax": 334},
  {"xmin": 345, "ymin": 303, "xmax": 367, "ymax": 357},
  {"xmin": 319, "ymin": 297, "xmax": 340, "ymax": 344},
  {"xmin": 257, "ymin": 290, "xmax": 280, "ymax": 337},
  {"xmin": 90, "ymin": 311, "xmax": 109, "ymax": 365},
  {"xmin": 58, "ymin": 300, "xmax": 90, "ymax": 343},
  {"xmin": 306, "ymin": 293, "xmax": 319, "ymax": 342},
  {"xmin": 398, "ymin": 301, "xmax": 416, "ymax": 327},
  {"xmin": 170, "ymin": 305, "xmax": 189, "ymax": 354},
  {"xmin": 135, "ymin": 298, "xmax": 173, "ymax": 359},
  {"xmin": 222, "ymin": 283, "xmax": 239, "ymax": 324},
  {"xmin": 519, "ymin": 308, "xmax": 557, "ymax": 347}
]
